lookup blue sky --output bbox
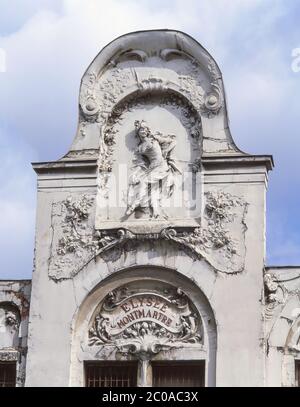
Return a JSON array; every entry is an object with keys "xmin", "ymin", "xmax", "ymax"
[{"xmin": 0, "ymin": 0, "xmax": 299, "ymax": 279}]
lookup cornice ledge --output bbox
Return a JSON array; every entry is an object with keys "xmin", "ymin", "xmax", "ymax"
[
  {"xmin": 202, "ymin": 154, "xmax": 274, "ymax": 171},
  {"xmin": 32, "ymin": 159, "xmax": 98, "ymax": 175}
]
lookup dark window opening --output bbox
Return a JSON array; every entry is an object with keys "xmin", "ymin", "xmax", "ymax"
[
  {"xmin": 85, "ymin": 362, "xmax": 138, "ymax": 387},
  {"xmin": 152, "ymin": 361, "xmax": 205, "ymax": 387},
  {"xmin": 0, "ymin": 362, "xmax": 16, "ymax": 387},
  {"xmin": 296, "ymin": 361, "xmax": 300, "ymax": 387}
]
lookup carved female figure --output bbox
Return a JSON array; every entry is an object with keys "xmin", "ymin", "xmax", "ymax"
[
  {"xmin": 126, "ymin": 120, "xmax": 180, "ymax": 219},
  {"xmin": 0, "ymin": 305, "xmax": 20, "ymax": 348}
]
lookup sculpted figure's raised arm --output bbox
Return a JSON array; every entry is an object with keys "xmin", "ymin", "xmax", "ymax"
[{"xmin": 126, "ymin": 120, "xmax": 180, "ymax": 219}]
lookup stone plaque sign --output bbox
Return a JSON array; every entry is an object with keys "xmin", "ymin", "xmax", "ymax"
[{"xmin": 88, "ymin": 283, "xmax": 203, "ymax": 357}]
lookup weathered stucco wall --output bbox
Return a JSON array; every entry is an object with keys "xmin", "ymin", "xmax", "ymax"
[{"xmin": 25, "ymin": 145, "xmax": 271, "ymax": 386}]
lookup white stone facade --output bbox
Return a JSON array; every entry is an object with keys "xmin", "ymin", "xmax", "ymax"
[{"xmin": 0, "ymin": 30, "xmax": 299, "ymax": 387}]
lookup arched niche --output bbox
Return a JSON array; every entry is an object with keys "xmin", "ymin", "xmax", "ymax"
[
  {"xmin": 0, "ymin": 302, "xmax": 20, "ymax": 349},
  {"xmin": 267, "ymin": 295, "xmax": 300, "ymax": 386},
  {"xmin": 69, "ymin": 266, "xmax": 217, "ymax": 387},
  {"xmin": 0, "ymin": 283, "xmax": 30, "ymax": 387},
  {"xmin": 95, "ymin": 89, "xmax": 203, "ymax": 229}
]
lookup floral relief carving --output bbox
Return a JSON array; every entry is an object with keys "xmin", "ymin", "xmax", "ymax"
[
  {"xmin": 49, "ymin": 195, "xmax": 99, "ymax": 281},
  {"xmin": 49, "ymin": 190, "xmax": 247, "ymax": 281},
  {"xmin": 56, "ymin": 195, "xmax": 97, "ymax": 256},
  {"xmin": 162, "ymin": 191, "xmax": 247, "ymax": 273},
  {"xmin": 205, "ymin": 191, "xmax": 245, "ymax": 223},
  {"xmin": 80, "ymin": 48, "xmax": 223, "ymax": 124},
  {"xmin": 176, "ymin": 58, "xmax": 223, "ymax": 116},
  {"xmin": 49, "ymin": 195, "xmax": 136, "ymax": 281},
  {"xmin": 78, "ymin": 53, "xmax": 223, "ymax": 149},
  {"xmin": 80, "ymin": 67, "xmax": 134, "ymax": 123},
  {"xmin": 98, "ymin": 117, "xmax": 118, "ymax": 173}
]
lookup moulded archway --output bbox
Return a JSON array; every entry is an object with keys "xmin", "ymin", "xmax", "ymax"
[{"xmin": 69, "ymin": 265, "xmax": 217, "ymax": 387}]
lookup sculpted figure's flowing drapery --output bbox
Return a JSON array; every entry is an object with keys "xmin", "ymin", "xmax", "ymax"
[{"xmin": 126, "ymin": 120, "xmax": 180, "ymax": 219}]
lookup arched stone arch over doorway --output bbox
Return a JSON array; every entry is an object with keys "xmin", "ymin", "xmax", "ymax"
[{"xmin": 70, "ymin": 266, "xmax": 217, "ymax": 387}]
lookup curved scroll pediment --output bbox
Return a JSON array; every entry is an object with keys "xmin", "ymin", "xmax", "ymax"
[{"xmin": 67, "ymin": 30, "xmax": 242, "ymax": 156}]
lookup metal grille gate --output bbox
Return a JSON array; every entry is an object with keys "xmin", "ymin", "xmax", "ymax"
[{"xmin": 85, "ymin": 362, "xmax": 138, "ymax": 387}]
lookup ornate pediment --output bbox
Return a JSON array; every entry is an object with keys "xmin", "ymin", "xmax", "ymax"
[
  {"xmin": 47, "ymin": 31, "xmax": 250, "ymax": 281},
  {"xmin": 62, "ymin": 31, "xmax": 243, "ymax": 231}
]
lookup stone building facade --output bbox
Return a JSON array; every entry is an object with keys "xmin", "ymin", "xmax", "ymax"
[{"xmin": 0, "ymin": 30, "xmax": 299, "ymax": 387}]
